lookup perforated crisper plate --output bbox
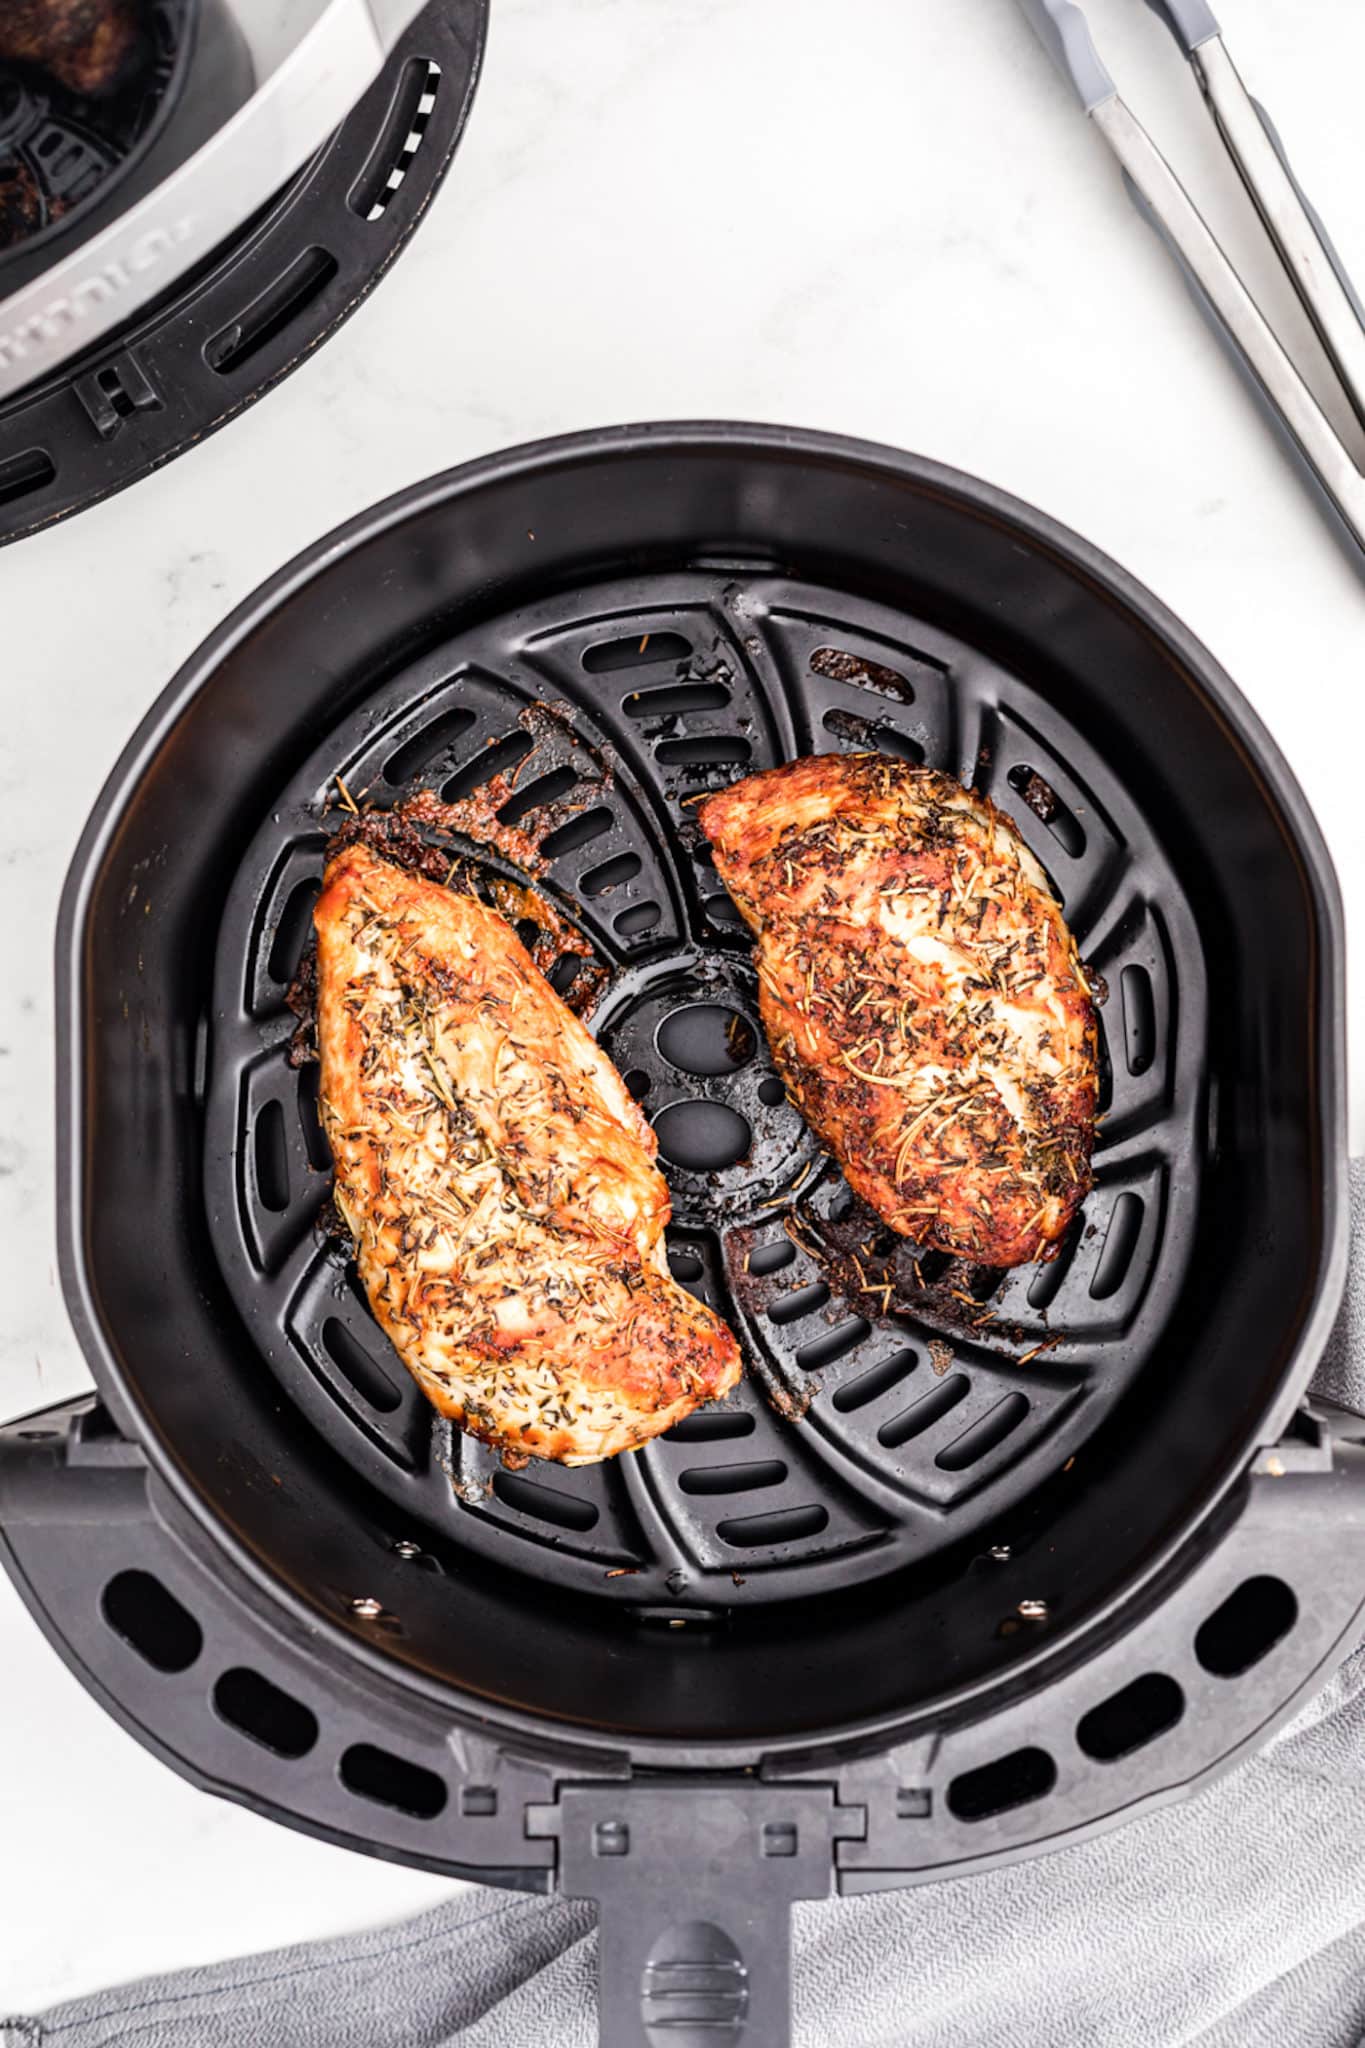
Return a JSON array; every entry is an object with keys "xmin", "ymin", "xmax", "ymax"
[{"xmin": 206, "ymin": 572, "xmax": 1207, "ymax": 1608}]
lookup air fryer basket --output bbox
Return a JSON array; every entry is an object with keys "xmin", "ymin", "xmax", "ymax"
[{"xmin": 3, "ymin": 425, "xmax": 1359, "ymax": 2048}]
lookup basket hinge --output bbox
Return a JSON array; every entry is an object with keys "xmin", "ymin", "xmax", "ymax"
[
  {"xmin": 0, "ymin": 1397, "xmax": 147, "ymax": 1523},
  {"xmin": 1255, "ymin": 1398, "xmax": 1365, "ymax": 1476}
]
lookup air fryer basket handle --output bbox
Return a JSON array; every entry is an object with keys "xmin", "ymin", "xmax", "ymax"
[{"xmin": 527, "ymin": 1780, "xmax": 864, "ymax": 2048}]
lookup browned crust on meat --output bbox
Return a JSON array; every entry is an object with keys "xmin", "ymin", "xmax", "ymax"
[
  {"xmin": 699, "ymin": 754, "xmax": 1097, "ymax": 1267},
  {"xmin": 315, "ymin": 843, "xmax": 741, "ymax": 1463}
]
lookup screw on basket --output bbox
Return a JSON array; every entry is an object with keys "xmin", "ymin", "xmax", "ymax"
[
  {"xmin": 1018, "ymin": 1598, "xmax": 1050, "ymax": 1621},
  {"xmin": 350, "ymin": 1596, "xmax": 384, "ymax": 1619},
  {"xmin": 392, "ymin": 1539, "xmax": 422, "ymax": 1559}
]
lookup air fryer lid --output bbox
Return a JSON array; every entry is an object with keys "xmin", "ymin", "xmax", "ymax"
[
  {"xmin": 0, "ymin": 0, "xmax": 486, "ymax": 542},
  {"xmin": 53, "ymin": 424, "xmax": 1347, "ymax": 1759}
]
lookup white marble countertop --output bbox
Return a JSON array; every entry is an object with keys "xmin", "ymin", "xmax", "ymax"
[{"xmin": 5, "ymin": 0, "xmax": 1365, "ymax": 2014}]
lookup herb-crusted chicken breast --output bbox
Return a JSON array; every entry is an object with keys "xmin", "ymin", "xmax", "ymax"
[
  {"xmin": 699, "ymin": 754, "xmax": 1098, "ymax": 1267},
  {"xmin": 315, "ymin": 843, "xmax": 741, "ymax": 1464}
]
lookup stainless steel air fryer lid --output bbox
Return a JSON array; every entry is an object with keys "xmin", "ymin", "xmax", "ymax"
[
  {"xmin": 0, "ymin": 0, "xmax": 439, "ymax": 397},
  {"xmin": 3, "ymin": 425, "xmax": 1360, "ymax": 2048},
  {"xmin": 0, "ymin": 0, "xmax": 486, "ymax": 540},
  {"xmin": 0, "ymin": 0, "xmax": 254, "ymax": 294}
]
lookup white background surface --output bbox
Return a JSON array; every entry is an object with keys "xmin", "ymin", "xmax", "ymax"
[{"xmin": 5, "ymin": 0, "xmax": 1365, "ymax": 2014}]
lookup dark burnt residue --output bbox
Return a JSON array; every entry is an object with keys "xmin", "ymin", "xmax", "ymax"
[
  {"xmin": 728, "ymin": 1230, "xmax": 795, "ymax": 1323},
  {"xmin": 1013, "ymin": 768, "xmax": 1062, "ymax": 828},
  {"xmin": 810, "ymin": 646, "xmax": 915, "ymax": 703},
  {"xmin": 333, "ymin": 698, "xmax": 611, "ymax": 880},
  {"xmin": 286, "ymin": 721, "xmax": 611, "ymax": 1061},
  {"xmin": 736, "ymin": 1182, "xmax": 1042, "ymax": 1365},
  {"xmin": 0, "ymin": 165, "xmax": 44, "ymax": 251},
  {"xmin": 760, "ymin": 1369, "xmax": 815, "ymax": 1423},
  {"xmin": 821, "ymin": 706, "xmax": 923, "ymax": 761},
  {"xmin": 333, "ymin": 787, "xmax": 547, "ymax": 881},
  {"xmin": 285, "ymin": 944, "xmax": 320, "ymax": 1066},
  {"xmin": 392, "ymin": 700, "xmax": 611, "ymax": 874},
  {"xmin": 718, "ymin": 1229, "xmax": 819, "ymax": 1421},
  {"xmin": 315, "ymin": 1194, "xmax": 350, "ymax": 1245},
  {"xmin": 799, "ymin": 1188, "xmax": 1026, "ymax": 1348}
]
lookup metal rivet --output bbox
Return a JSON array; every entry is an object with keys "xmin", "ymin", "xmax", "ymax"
[
  {"xmin": 1018, "ymin": 1598, "xmax": 1049, "ymax": 1621},
  {"xmin": 392, "ymin": 1540, "xmax": 421, "ymax": 1559},
  {"xmin": 989, "ymin": 1544, "xmax": 1012, "ymax": 1562},
  {"xmin": 350, "ymin": 1596, "xmax": 383, "ymax": 1619}
]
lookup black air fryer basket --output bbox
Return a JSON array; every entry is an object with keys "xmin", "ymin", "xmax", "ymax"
[{"xmin": 3, "ymin": 424, "xmax": 1361, "ymax": 2048}]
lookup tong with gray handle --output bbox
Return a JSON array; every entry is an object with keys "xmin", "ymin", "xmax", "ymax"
[{"xmin": 1018, "ymin": 0, "xmax": 1365, "ymax": 563}]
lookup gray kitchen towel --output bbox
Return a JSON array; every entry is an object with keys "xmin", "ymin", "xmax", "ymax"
[{"xmin": 9, "ymin": 1163, "xmax": 1365, "ymax": 2048}]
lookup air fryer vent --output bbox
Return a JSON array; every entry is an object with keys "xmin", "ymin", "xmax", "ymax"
[{"xmin": 206, "ymin": 572, "xmax": 1206, "ymax": 1607}]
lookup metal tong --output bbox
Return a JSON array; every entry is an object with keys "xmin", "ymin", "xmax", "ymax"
[{"xmin": 1017, "ymin": 0, "xmax": 1365, "ymax": 563}]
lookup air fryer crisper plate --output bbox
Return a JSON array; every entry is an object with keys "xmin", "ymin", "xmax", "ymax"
[{"xmin": 207, "ymin": 570, "xmax": 1207, "ymax": 1607}]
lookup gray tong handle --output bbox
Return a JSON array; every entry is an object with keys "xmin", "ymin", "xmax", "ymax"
[
  {"xmin": 1015, "ymin": 0, "xmax": 1116, "ymax": 112},
  {"xmin": 1141, "ymin": 0, "xmax": 1220, "ymax": 55}
]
